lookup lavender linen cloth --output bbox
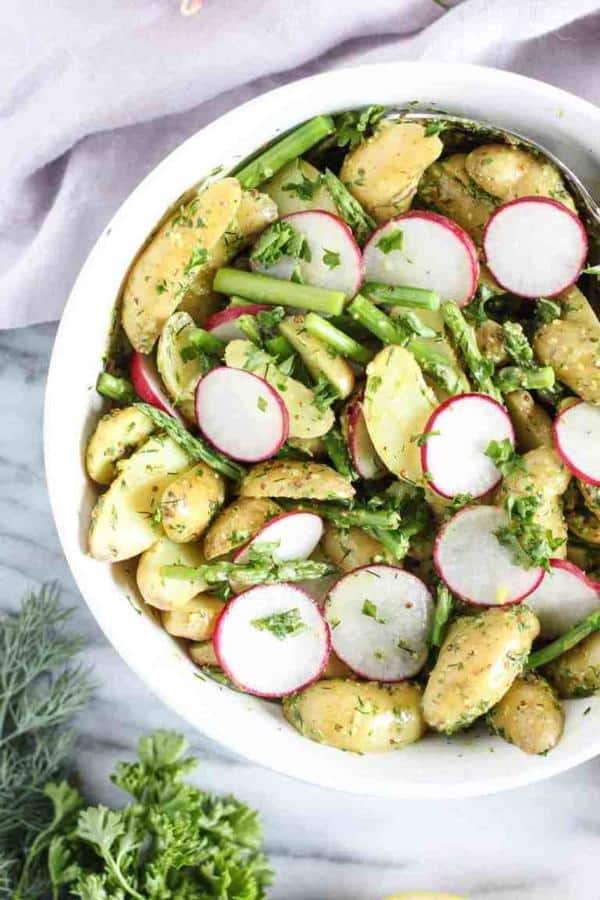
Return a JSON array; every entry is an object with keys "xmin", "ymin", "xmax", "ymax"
[{"xmin": 1, "ymin": 0, "xmax": 599, "ymax": 328}]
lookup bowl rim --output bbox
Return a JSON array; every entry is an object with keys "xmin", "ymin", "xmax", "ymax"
[{"xmin": 45, "ymin": 61, "xmax": 600, "ymax": 799}]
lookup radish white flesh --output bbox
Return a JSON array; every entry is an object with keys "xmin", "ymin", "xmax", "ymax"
[
  {"xmin": 524, "ymin": 559, "xmax": 600, "ymax": 639},
  {"xmin": 421, "ymin": 393, "xmax": 515, "ymax": 499},
  {"xmin": 554, "ymin": 400, "xmax": 600, "ymax": 486},
  {"xmin": 195, "ymin": 367, "xmax": 288, "ymax": 462},
  {"xmin": 233, "ymin": 511, "xmax": 323, "ymax": 564},
  {"xmin": 130, "ymin": 351, "xmax": 180, "ymax": 419},
  {"xmin": 205, "ymin": 304, "xmax": 270, "ymax": 342},
  {"xmin": 252, "ymin": 210, "xmax": 363, "ymax": 297},
  {"xmin": 213, "ymin": 583, "xmax": 330, "ymax": 697},
  {"xmin": 434, "ymin": 505, "xmax": 543, "ymax": 606},
  {"xmin": 483, "ymin": 197, "xmax": 588, "ymax": 298},
  {"xmin": 346, "ymin": 397, "xmax": 387, "ymax": 479},
  {"xmin": 362, "ymin": 211, "xmax": 479, "ymax": 307},
  {"xmin": 325, "ymin": 565, "xmax": 433, "ymax": 681}
]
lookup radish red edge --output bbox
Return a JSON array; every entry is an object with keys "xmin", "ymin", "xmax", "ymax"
[
  {"xmin": 553, "ymin": 399, "xmax": 600, "ymax": 487},
  {"xmin": 212, "ymin": 584, "xmax": 331, "ymax": 698},
  {"xmin": 420, "ymin": 393, "xmax": 515, "ymax": 500},
  {"xmin": 482, "ymin": 196, "xmax": 588, "ymax": 299},
  {"xmin": 432, "ymin": 505, "xmax": 545, "ymax": 607},
  {"xmin": 525, "ymin": 558, "xmax": 600, "ymax": 638},
  {"xmin": 362, "ymin": 210, "xmax": 480, "ymax": 308},
  {"xmin": 345, "ymin": 394, "xmax": 386, "ymax": 480},
  {"xmin": 545, "ymin": 558, "xmax": 600, "ymax": 592},
  {"xmin": 130, "ymin": 351, "xmax": 180, "ymax": 418},
  {"xmin": 195, "ymin": 366, "xmax": 289, "ymax": 463},
  {"xmin": 232, "ymin": 511, "xmax": 324, "ymax": 564},
  {"xmin": 205, "ymin": 304, "xmax": 271, "ymax": 340}
]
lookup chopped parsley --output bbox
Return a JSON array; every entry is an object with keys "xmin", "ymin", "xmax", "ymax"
[
  {"xmin": 583, "ymin": 264, "xmax": 600, "ymax": 277},
  {"xmin": 257, "ymin": 396, "xmax": 268, "ymax": 412},
  {"xmin": 282, "ymin": 171, "xmax": 322, "ymax": 201},
  {"xmin": 155, "ymin": 279, "xmax": 168, "ymax": 295},
  {"xmin": 485, "ymin": 438, "xmax": 524, "ymax": 478},
  {"xmin": 535, "ymin": 298, "xmax": 562, "ymax": 325},
  {"xmin": 250, "ymin": 221, "xmax": 311, "ymax": 267},
  {"xmin": 251, "ymin": 607, "xmax": 307, "ymax": 640},
  {"xmin": 495, "ymin": 494, "xmax": 565, "ymax": 571},
  {"xmin": 334, "ymin": 105, "xmax": 385, "ymax": 150},
  {"xmin": 376, "ymin": 228, "xmax": 404, "ymax": 254},
  {"xmin": 322, "ymin": 248, "xmax": 341, "ymax": 269},
  {"xmin": 361, "ymin": 599, "xmax": 387, "ymax": 625},
  {"xmin": 424, "ymin": 120, "xmax": 448, "ymax": 137},
  {"xmin": 312, "ymin": 375, "xmax": 339, "ymax": 412}
]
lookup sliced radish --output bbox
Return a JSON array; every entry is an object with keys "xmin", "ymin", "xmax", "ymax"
[
  {"xmin": 233, "ymin": 511, "xmax": 323, "ymax": 564},
  {"xmin": 195, "ymin": 367, "xmax": 288, "ymax": 462},
  {"xmin": 130, "ymin": 351, "xmax": 180, "ymax": 419},
  {"xmin": 213, "ymin": 583, "xmax": 330, "ymax": 697},
  {"xmin": 344, "ymin": 395, "xmax": 387, "ymax": 480},
  {"xmin": 421, "ymin": 393, "xmax": 515, "ymax": 499},
  {"xmin": 434, "ymin": 505, "xmax": 543, "ymax": 606},
  {"xmin": 483, "ymin": 197, "xmax": 588, "ymax": 298},
  {"xmin": 325, "ymin": 565, "xmax": 433, "ymax": 681},
  {"xmin": 362, "ymin": 211, "xmax": 479, "ymax": 307},
  {"xmin": 554, "ymin": 400, "xmax": 600, "ymax": 486},
  {"xmin": 205, "ymin": 304, "xmax": 270, "ymax": 342},
  {"xmin": 524, "ymin": 559, "xmax": 600, "ymax": 639},
  {"xmin": 251, "ymin": 210, "xmax": 363, "ymax": 297}
]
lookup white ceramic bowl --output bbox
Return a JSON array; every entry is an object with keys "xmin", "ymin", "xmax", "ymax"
[{"xmin": 45, "ymin": 62, "xmax": 600, "ymax": 798}]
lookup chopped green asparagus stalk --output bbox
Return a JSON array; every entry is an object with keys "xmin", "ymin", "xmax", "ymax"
[
  {"xmin": 236, "ymin": 314, "xmax": 262, "ymax": 345},
  {"xmin": 161, "ymin": 557, "xmax": 336, "ymax": 586},
  {"xmin": 280, "ymin": 499, "xmax": 400, "ymax": 530},
  {"xmin": 322, "ymin": 426, "xmax": 357, "ymax": 480},
  {"xmin": 323, "ymin": 169, "xmax": 375, "ymax": 245},
  {"xmin": 502, "ymin": 321, "xmax": 534, "ymax": 367},
  {"xmin": 527, "ymin": 608, "xmax": 600, "ymax": 670},
  {"xmin": 362, "ymin": 282, "xmax": 440, "ymax": 311},
  {"xmin": 213, "ymin": 268, "xmax": 346, "ymax": 315},
  {"xmin": 228, "ymin": 296, "xmax": 256, "ymax": 307},
  {"xmin": 185, "ymin": 327, "xmax": 226, "ymax": 357},
  {"xmin": 304, "ymin": 312, "xmax": 373, "ymax": 364},
  {"xmin": 96, "ymin": 372, "xmax": 136, "ymax": 405},
  {"xmin": 367, "ymin": 527, "xmax": 410, "ymax": 561},
  {"xmin": 134, "ymin": 403, "xmax": 246, "ymax": 481},
  {"xmin": 430, "ymin": 584, "xmax": 454, "ymax": 649},
  {"xmin": 234, "ymin": 115, "xmax": 335, "ymax": 189},
  {"xmin": 495, "ymin": 365, "xmax": 555, "ymax": 393},
  {"xmin": 265, "ymin": 334, "xmax": 295, "ymax": 360},
  {"xmin": 392, "ymin": 310, "xmax": 438, "ymax": 339},
  {"xmin": 349, "ymin": 295, "xmax": 466, "ymax": 395},
  {"xmin": 440, "ymin": 301, "xmax": 501, "ymax": 400}
]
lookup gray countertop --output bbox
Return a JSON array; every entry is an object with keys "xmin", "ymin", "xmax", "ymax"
[{"xmin": 1, "ymin": 322, "xmax": 597, "ymax": 900}]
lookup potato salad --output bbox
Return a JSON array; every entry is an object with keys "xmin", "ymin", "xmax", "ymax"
[{"xmin": 87, "ymin": 107, "xmax": 600, "ymax": 757}]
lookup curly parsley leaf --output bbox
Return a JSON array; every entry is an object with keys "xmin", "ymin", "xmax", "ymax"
[
  {"xmin": 485, "ymin": 438, "xmax": 525, "ymax": 478},
  {"xmin": 495, "ymin": 494, "xmax": 565, "ymax": 571}
]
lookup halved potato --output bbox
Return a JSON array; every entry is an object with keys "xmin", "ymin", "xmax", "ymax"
[
  {"xmin": 88, "ymin": 434, "xmax": 190, "ymax": 562},
  {"xmin": 487, "ymin": 673, "xmax": 564, "ymax": 755},
  {"xmin": 321, "ymin": 522, "xmax": 390, "ymax": 572},
  {"xmin": 85, "ymin": 406, "xmax": 155, "ymax": 484},
  {"xmin": 160, "ymin": 462, "xmax": 225, "ymax": 544},
  {"xmin": 161, "ymin": 594, "xmax": 224, "ymax": 641},
  {"xmin": 156, "ymin": 311, "xmax": 207, "ymax": 421},
  {"xmin": 546, "ymin": 631, "xmax": 600, "ymax": 698},
  {"xmin": 239, "ymin": 459, "xmax": 355, "ymax": 502},
  {"xmin": 189, "ymin": 640, "xmax": 219, "ymax": 667},
  {"xmin": 363, "ymin": 345, "xmax": 436, "ymax": 483},
  {"xmin": 567, "ymin": 509, "xmax": 600, "ymax": 546},
  {"xmin": 225, "ymin": 339, "xmax": 335, "ymax": 439},
  {"xmin": 504, "ymin": 389, "xmax": 554, "ymax": 451},
  {"xmin": 476, "ymin": 319, "xmax": 508, "ymax": 367},
  {"xmin": 137, "ymin": 537, "xmax": 206, "ymax": 610},
  {"xmin": 465, "ymin": 144, "xmax": 575, "ymax": 210},
  {"xmin": 534, "ymin": 319, "xmax": 600, "ymax": 404},
  {"xmin": 559, "ymin": 285, "xmax": 600, "ymax": 333},
  {"xmin": 278, "ymin": 315, "xmax": 355, "ymax": 399},
  {"xmin": 340, "ymin": 121, "xmax": 443, "ymax": 223},
  {"xmin": 287, "ymin": 435, "xmax": 327, "ymax": 457},
  {"xmin": 418, "ymin": 153, "xmax": 495, "ymax": 245},
  {"xmin": 203, "ymin": 497, "xmax": 281, "ymax": 560},
  {"xmin": 283, "ymin": 679, "xmax": 424, "ymax": 752},
  {"xmin": 262, "ymin": 158, "xmax": 337, "ymax": 216}
]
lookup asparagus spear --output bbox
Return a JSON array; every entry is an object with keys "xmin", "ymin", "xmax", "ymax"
[
  {"xmin": 183, "ymin": 327, "xmax": 226, "ymax": 357},
  {"xmin": 440, "ymin": 301, "xmax": 501, "ymax": 400},
  {"xmin": 392, "ymin": 310, "xmax": 438, "ymax": 340},
  {"xmin": 501, "ymin": 321, "xmax": 534, "ymax": 367},
  {"xmin": 265, "ymin": 334, "xmax": 295, "ymax": 360},
  {"xmin": 362, "ymin": 281, "xmax": 440, "ymax": 311},
  {"xmin": 213, "ymin": 268, "xmax": 346, "ymax": 316},
  {"xmin": 430, "ymin": 584, "xmax": 454, "ymax": 649},
  {"xmin": 304, "ymin": 312, "xmax": 373, "ymax": 365},
  {"xmin": 495, "ymin": 365, "xmax": 555, "ymax": 393},
  {"xmin": 279, "ymin": 499, "xmax": 400, "ymax": 531},
  {"xmin": 134, "ymin": 403, "xmax": 246, "ymax": 481},
  {"xmin": 323, "ymin": 169, "xmax": 375, "ymax": 245},
  {"xmin": 366, "ymin": 527, "xmax": 410, "ymax": 561},
  {"xmin": 96, "ymin": 372, "xmax": 136, "ymax": 405},
  {"xmin": 234, "ymin": 115, "xmax": 335, "ymax": 189},
  {"xmin": 348, "ymin": 295, "xmax": 467, "ymax": 395},
  {"xmin": 161, "ymin": 557, "xmax": 336, "ymax": 586},
  {"xmin": 527, "ymin": 608, "xmax": 600, "ymax": 670},
  {"xmin": 322, "ymin": 426, "xmax": 357, "ymax": 480}
]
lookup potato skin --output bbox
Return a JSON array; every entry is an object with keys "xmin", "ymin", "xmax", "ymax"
[
  {"xmin": 487, "ymin": 673, "xmax": 564, "ymax": 755},
  {"xmin": 418, "ymin": 153, "xmax": 495, "ymax": 245},
  {"xmin": 189, "ymin": 640, "xmax": 219, "ymax": 667},
  {"xmin": 423, "ymin": 606, "xmax": 540, "ymax": 734},
  {"xmin": 534, "ymin": 319, "xmax": 600, "ymax": 404},
  {"xmin": 283, "ymin": 679, "xmax": 424, "ymax": 753},
  {"xmin": 160, "ymin": 462, "xmax": 225, "ymax": 543},
  {"xmin": 203, "ymin": 497, "xmax": 281, "ymax": 560},
  {"xmin": 476, "ymin": 320, "xmax": 508, "ymax": 367},
  {"xmin": 156, "ymin": 311, "xmax": 205, "ymax": 422},
  {"xmin": 279, "ymin": 315, "xmax": 355, "ymax": 400},
  {"xmin": 263, "ymin": 158, "xmax": 337, "ymax": 216},
  {"xmin": 161, "ymin": 594, "xmax": 224, "ymax": 641},
  {"xmin": 546, "ymin": 632, "xmax": 600, "ymax": 698},
  {"xmin": 504, "ymin": 390, "xmax": 554, "ymax": 451},
  {"xmin": 321, "ymin": 522, "xmax": 390, "ymax": 572},
  {"xmin": 578, "ymin": 481, "xmax": 600, "ymax": 522},
  {"xmin": 465, "ymin": 144, "xmax": 574, "ymax": 210},
  {"xmin": 137, "ymin": 537, "xmax": 207, "ymax": 610},
  {"xmin": 86, "ymin": 406, "xmax": 155, "ymax": 484},
  {"xmin": 239, "ymin": 459, "xmax": 355, "ymax": 502},
  {"xmin": 566, "ymin": 509, "xmax": 600, "ymax": 547}
]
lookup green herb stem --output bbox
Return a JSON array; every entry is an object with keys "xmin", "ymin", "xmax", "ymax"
[
  {"xmin": 185, "ymin": 327, "xmax": 226, "ymax": 357},
  {"xmin": 322, "ymin": 426, "xmax": 357, "ymax": 480},
  {"xmin": 495, "ymin": 365, "xmax": 555, "ymax": 393},
  {"xmin": 440, "ymin": 301, "xmax": 501, "ymax": 400},
  {"xmin": 362, "ymin": 281, "xmax": 441, "ymax": 311},
  {"xmin": 527, "ymin": 609, "xmax": 600, "ymax": 670},
  {"xmin": 96, "ymin": 372, "xmax": 136, "ymax": 405},
  {"xmin": 304, "ymin": 312, "xmax": 373, "ymax": 364},
  {"xmin": 430, "ymin": 584, "xmax": 454, "ymax": 648},
  {"xmin": 323, "ymin": 169, "xmax": 375, "ymax": 245},
  {"xmin": 213, "ymin": 267, "xmax": 346, "ymax": 315}
]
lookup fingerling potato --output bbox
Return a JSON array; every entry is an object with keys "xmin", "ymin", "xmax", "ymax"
[
  {"xmin": 534, "ymin": 319, "xmax": 600, "ymax": 404},
  {"xmin": 579, "ymin": 481, "xmax": 600, "ymax": 522},
  {"xmin": 465, "ymin": 144, "xmax": 574, "ymax": 210},
  {"xmin": 86, "ymin": 405, "xmax": 155, "ymax": 484},
  {"xmin": 546, "ymin": 631, "xmax": 600, "ymax": 698},
  {"xmin": 423, "ymin": 606, "xmax": 539, "ymax": 734},
  {"xmin": 476, "ymin": 320, "xmax": 508, "ymax": 367},
  {"xmin": 161, "ymin": 594, "xmax": 224, "ymax": 641},
  {"xmin": 504, "ymin": 389, "xmax": 554, "ymax": 451},
  {"xmin": 160, "ymin": 462, "xmax": 225, "ymax": 543},
  {"xmin": 263, "ymin": 158, "xmax": 337, "ymax": 216},
  {"xmin": 136, "ymin": 537, "xmax": 207, "ymax": 610},
  {"xmin": 418, "ymin": 153, "xmax": 495, "ymax": 245},
  {"xmin": 278, "ymin": 315, "xmax": 355, "ymax": 399},
  {"xmin": 559, "ymin": 284, "xmax": 600, "ymax": 333},
  {"xmin": 203, "ymin": 497, "xmax": 281, "ymax": 560},
  {"xmin": 487, "ymin": 673, "xmax": 564, "ymax": 755},
  {"xmin": 321, "ymin": 522, "xmax": 390, "ymax": 572},
  {"xmin": 189, "ymin": 640, "xmax": 219, "ymax": 667},
  {"xmin": 567, "ymin": 509, "xmax": 600, "ymax": 546},
  {"xmin": 283, "ymin": 679, "xmax": 424, "ymax": 752},
  {"xmin": 88, "ymin": 434, "xmax": 190, "ymax": 562},
  {"xmin": 239, "ymin": 459, "xmax": 355, "ymax": 502},
  {"xmin": 156, "ymin": 311, "xmax": 208, "ymax": 421}
]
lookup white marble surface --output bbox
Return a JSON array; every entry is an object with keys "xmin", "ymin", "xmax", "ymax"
[{"xmin": 1, "ymin": 322, "xmax": 599, "ymax": 900}]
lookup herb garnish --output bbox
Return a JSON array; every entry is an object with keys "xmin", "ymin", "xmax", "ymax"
[
  {"xmin": 312, "ymin": 375, "xmax": 340, "ymax": 412},
  {"xmin": 251, "ymin": 608, "xmax": 307, "ymax": 640},
  {"xmin": 495, "ymin": 494, "xmax": 565, "ymax": 571},
  {"xmin": 376, "ymin": 228, "xmax": 404, "ymax": 254},
  {"xmin": 334, "ymin": 105, "xmax": 385, "ymax": 150},
  {"xmin": 361, "ymin": 599, "xmax": 388, "ymax": 624},
  {"xmin": 485, "ymin": 438, "xmax": 524, "ymax": 478},
  {"xmin": 322, "ymin": 248, "xmax": 341, "ymax": 269},
  {"xmin": 250, "ymin": 221, "xmax": 311, "ymax": 267},
  {"xmin": 282, "ymin": 171, "xmax": 322, "ymax": 201}
]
